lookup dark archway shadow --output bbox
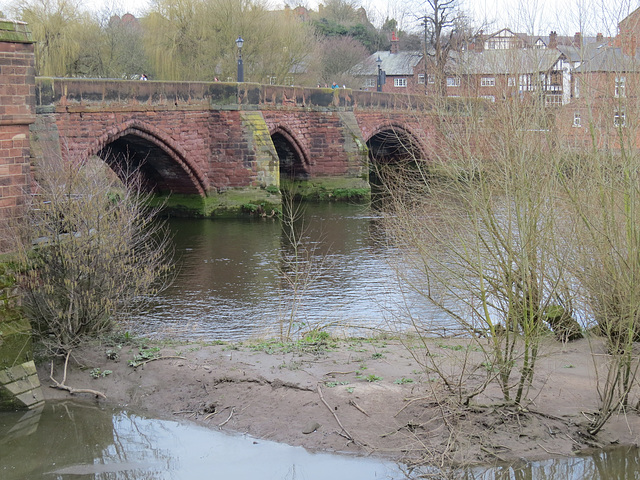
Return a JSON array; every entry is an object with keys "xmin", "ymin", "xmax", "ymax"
[
  {"xmin": 271, "ymin": 129, "xmax": 309, "ymax": 182},
  {"xmin": 96, "ymin": 127, "xmax": 207, "ymax": 197},
  {"xmin": 366, "ymin": 126, "xmax": 426, "ymax": 193}
]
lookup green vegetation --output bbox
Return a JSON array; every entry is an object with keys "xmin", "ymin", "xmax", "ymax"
[
  {"xmin": 3, "ymin": 0, "xmax": 411, "ymax": 88},
  {"xmin": 394, "ymin": 377, "xmax": 414, "ymax": 384}
]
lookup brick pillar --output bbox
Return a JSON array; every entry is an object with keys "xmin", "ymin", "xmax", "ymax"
[
  {"xmin": 0, "ymin": 19, "xmax": 43, "ymax": 412},
  {"xmin": 0, "ymin": 19, "xmax": 35, "ymax": 253}
]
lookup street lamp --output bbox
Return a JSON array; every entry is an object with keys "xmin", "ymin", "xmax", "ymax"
[
  {"xmin": 236, "ymin": 36, "xmax": 244, "ymax": 83},
  {"xmin": 376, "ymin": 56, "xmax": 382, "ymax": 92}
]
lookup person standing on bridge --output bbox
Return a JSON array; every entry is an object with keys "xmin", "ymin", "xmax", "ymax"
[{"xmin": 140, "ymin": 73, "xmax": 148, "ymax": 81}]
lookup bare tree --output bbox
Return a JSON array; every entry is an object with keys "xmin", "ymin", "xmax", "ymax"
[{"xmin": 418, "ymin": 0, "xmax": 474, "ymax": 96}]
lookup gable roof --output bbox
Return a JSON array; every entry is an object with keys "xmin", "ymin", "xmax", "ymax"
[
  {"xmin": 574, "ymin": 47, "xmax": 640, "ymax": 73},
  {"xmin": 351, "ymin": 51, "xmax": 423, "ymax": 76},
  {"xmin": 450, "ymin": 49, "xmax": 565, "ymax": 75}
]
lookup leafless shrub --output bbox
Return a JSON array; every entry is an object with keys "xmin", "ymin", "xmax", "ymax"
[
  {"xmin": 15, "ymin": 153, "xmax": 173, "ymax": 352},
  {"xmin": 377, "ymin": 96, "xmax": 575, "ymax": 406}
]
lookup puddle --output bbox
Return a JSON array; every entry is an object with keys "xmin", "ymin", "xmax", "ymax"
[
  {"xmin": 0, "ymin": 401, "xmax": 403, "ymax": 479},
  {"xmin": 3, "ymin": 401, "xmax": 640, "ymax": 479}
]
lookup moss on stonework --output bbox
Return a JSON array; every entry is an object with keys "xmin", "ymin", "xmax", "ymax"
[
  {"xmin": 281, "ymin": 177, "xmax": 371, "ymax": 202},
  {"xmin": 0, "ymin": 20, "xmax": 33, "ymax": 43},
  {"xmin": 0, "ymin": 318, "xmax": 32, "ymax": 369},
  {"xmin": 151, "ymin": 189, "xmax": 281, "ymax": 218}
]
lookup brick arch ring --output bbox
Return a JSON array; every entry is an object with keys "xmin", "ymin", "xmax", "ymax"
[
  {"xmin": 365, "ymin": 122, "xmax": 430, "ymax": 161},
  {"xmin": 85, "ymin": 120, "xmax": 208, "ymax": 197},
  {"xmin": 269, "ymin": 125, "xmax": 311, "ymax": 169}
]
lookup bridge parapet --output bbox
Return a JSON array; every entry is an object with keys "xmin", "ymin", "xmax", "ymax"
[{"xmin": 35, "ymin": 78, "xmax": 431, "ymax": 113}]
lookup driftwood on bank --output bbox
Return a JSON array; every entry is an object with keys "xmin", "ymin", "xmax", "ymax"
[{"xmin": 49, "ymin": 351, "xmax": 106, "ymax": 399}]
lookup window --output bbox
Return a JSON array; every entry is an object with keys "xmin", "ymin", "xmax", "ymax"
[
  {"xmin": 427, "ymin": 74, "xmax": 435, "ymax": 84},
  {"xmin": 394, "ymin": 78, "xmax": 407, "ymax": 87},
  {"xmin": 480, "ymin": 95, "xmax": 496, "ymax": 102},
  {"xmin": 447, "ymin": 76, "xmax": 460, "ymax": 87},
  {"xmin": 284, "ymin": 76, "xmax": 294, "ymax": 86},
  {"xmin": 573, "ymin": 112, "xmax": 581, "ymax": 127},
  {"xmin": 364, "ymin": 78, "xmax": 376, "ymax": 88},
  {"xmin": 507, "ymin": 77, "xmax": 516, "ymax": 87},
  {"xmin": 481, "ymin": 77, "xmax": 495, "ymax": 87},
  {"xmin": 519, "ymin": 74, "xmax": 533, "ymax": 91},
  {"xmin": 268, "ymin": 76, "xmax": 277, "ymax": 85},
  {"xmin": 615, "ymin": 76, "xmax": 626, "ymax": 97},
  {"xmin": 614, "ymin": 110, "xmax": 626, "ymax": 127},
  {"xmin": 545, "ymin": 94, "xmax": 562, "ymax": 106},
  {"xmin": 417, "ymin": 74, "xmax": 425, "ymax": 84}
]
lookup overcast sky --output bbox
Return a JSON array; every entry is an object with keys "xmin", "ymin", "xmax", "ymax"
[{"xmin": 2, "ymin": 0, "xmax": 638, "ymax": 36}]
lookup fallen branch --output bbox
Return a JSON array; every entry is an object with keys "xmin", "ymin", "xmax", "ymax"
[
  {"xmin": 317, "ymin": 383, "xmax": 364, "ymax": 446},
  {"xmin": 49, "ymin": 352, "xmax": 106, "ymax": 399}
]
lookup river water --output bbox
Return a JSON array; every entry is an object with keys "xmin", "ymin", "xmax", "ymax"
[
  {"xmin": 2, "ymin": 402, "xmax": 639, "ymax": 480},
  {"xmin": 131, "ymin": 202, "xmax": 446, "ymax": 341}
]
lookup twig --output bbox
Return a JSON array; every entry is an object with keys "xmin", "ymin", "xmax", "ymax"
[
  {"xmin": 537, "ymin": 443, "xmax": 570, "ymax": 456},
  {"xmin": 219, "ymin": 407, "xmax": 235, "ymax": 427},
  {"xmin": 480, "ymin": 446, "xmax": 507, "ymax": 462},
  {"xmin": 317, "ymin": 383, "xmax": 363, "ymax": 446},
  {"xmin": 323, "ymin": 371, "xmax": 355, "ymax": 376},
  {"xmin": 380, "ymin": 427, "xmax": 402, "ymax": 438},
  {"xmin": 395, "ymin": 395, "xmax": 431, "ymax": 417},
  {"xmin": 130, "ymin": 355, "xmax": 187, "ymax": 368},
  {"xmin": 349, "ymin": 399, "xmax": 369, "ymax": 416},
  {"xmin": 49, "ymin": 352, "xmax": 106, "ymax": 399}
]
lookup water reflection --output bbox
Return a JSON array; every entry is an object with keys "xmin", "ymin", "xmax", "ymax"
[
  {"xmin": 2, "ymin": 402, "xmax": 639, "ymax": 479},
  {"xmin": 132, "ymin": 202, "xmax": 444, "ymax": 341},
  {"xmin": 0, "ymin": 402, "xmax": 403, "ymax": 480},
  {"xmin": 462, "ymin": 446, "xmax": 640, "ymax": 479}
]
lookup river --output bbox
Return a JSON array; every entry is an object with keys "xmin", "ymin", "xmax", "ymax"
[{"xmin": 130, "ymin": 202, "xmax": 445, "ymax": 341}]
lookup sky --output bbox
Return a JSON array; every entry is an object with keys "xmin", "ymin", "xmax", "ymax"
[{"xmin": 2, "ymin": 0, "xmax": 638, "ymax": 37}]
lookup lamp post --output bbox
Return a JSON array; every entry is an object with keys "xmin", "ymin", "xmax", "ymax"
[
  {"xmin": 376, "ymin": 56, "xmax": 382, "ymax": 92},
  {"xmin": 236, "ymin": 36, "xmax": 244, "ymax": 83}
]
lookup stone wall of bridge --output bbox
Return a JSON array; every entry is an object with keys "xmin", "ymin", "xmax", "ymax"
[
  {"xmin": 29, "ymin": 78, "xmax": 439, "ymax": 214},
  {"xmin": 0, "ymin": 20, "xmax": 34, "ymax": 249},
  {"xmin": 0, "ymin": 19, "xmax": 43, "ymax": 412}
]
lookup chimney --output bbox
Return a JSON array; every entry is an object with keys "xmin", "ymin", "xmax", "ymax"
[
  {"xmin": 549, "ymin": 31, "xmax": 557, "ymax": 49},
  {"xmin": 597, "ymin": 32, "xmax": 604, "ymax": 43},
  {"xmin": 390, "ymin": 31, "xmax": 399, "ymax": 54},
  {"xmin": 626, "ymin": 35, "xmax": 638, "ymax": 56},
  {"xmin": 573, "ymin": 32, "xmax": 582, "ymax": 47}
]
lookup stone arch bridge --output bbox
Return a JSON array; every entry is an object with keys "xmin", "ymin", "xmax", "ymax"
[{"xmin": 31, "ymin": 79, "xmax": 439, "ymax": 215}]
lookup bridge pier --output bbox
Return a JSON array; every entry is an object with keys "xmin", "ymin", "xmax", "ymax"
[{"xmin": 0, "ymin": 19, "xmax": 43, "ymax": 411}]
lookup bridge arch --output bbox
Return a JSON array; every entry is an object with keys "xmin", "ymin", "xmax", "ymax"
[
  {"xmin": 365, "ymin": 123, "xmax": 429, "ymax": 187},
  {"xmin": 88, "ymin": 121, "xmax": 208, "ymax": 196},
  {"xmin": 365, "ymin": 123, "xmax": 427, "ymax": 165},
  {"xmin": 269, "ymin": 125, "xmax": 310, "ymax": 180}
]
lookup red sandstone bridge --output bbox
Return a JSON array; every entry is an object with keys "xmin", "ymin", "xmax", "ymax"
[
  {"xmin": 30, "ymin": 79, "xmax": 438, "ymax": 214},
  {"xmin": 2, "ymin": 23, "xmax": 440, "ymax": 222}
]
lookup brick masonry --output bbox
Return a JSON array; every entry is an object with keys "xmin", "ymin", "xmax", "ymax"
[
  {"xmin": 0, "ymin": 20, "xmax": 43, "ymax": 412},
  {"xmin": 32, "ymin": 79, "xmax": 438, "ymax": 203},
  {"xmin": 0, "ymin": 20, "xmax": 35, "ymax": 252}
]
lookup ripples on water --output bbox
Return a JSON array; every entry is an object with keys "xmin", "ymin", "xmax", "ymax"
[{"xmin": 131, "ymin": 203, "xmax": 447, "ymax": 341}]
